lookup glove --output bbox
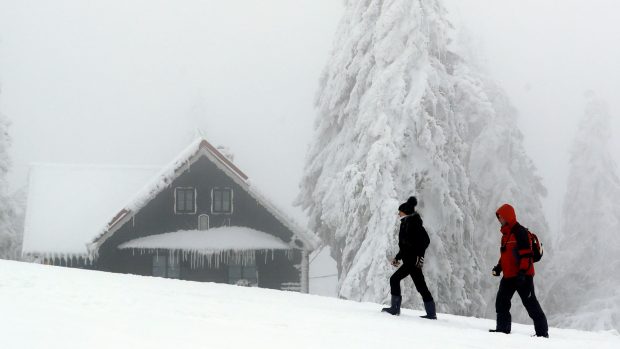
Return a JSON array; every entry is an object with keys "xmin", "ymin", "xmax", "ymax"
[
  {"xmin": 415, "ymin": 256, "xmax": 424, "ymax": 269},
  {"xmin": 391, "ymin": 259, "xmax": 401, "ymax": 267},
  {"xmin": 516, "ymin": 270, "xmax": 526, "ymax": 286},
  {"xmin": 492, "ymin": 264, "xmax": 502, "ymax": 277}
]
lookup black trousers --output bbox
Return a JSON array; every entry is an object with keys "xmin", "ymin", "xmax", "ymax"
[
  {"xmin": 389, "ymin": 263, "xmax": 434, "ymax": 302},
  {"xmin": 495, "ymin": 276, "xmax": 548, "ymax": 336}
]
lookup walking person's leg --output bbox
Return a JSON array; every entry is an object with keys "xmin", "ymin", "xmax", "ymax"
[
  {"xmin": 411, "ymin": 267, "xmax": 436, "ymax": 319},
  {"xmin": 517, "ymin": 276, "xmax": 549, "ymax": 337},
  {"xmin": 493, "ymin": 278, "xmax": 517, "ymax": 334},
  {"xmin": 382, "ymin": 264, "xmax": 410, "ymax": 315}
]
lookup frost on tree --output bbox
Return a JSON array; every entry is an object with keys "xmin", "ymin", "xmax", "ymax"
[
  {"xmin": 545, "ymin": 94, "xmax": 620, "ymax": 332},
  {"xmin": 0, "ymin": 109, "xmax": 19, "ymax": 260},
  {"xmin": 298, "ymin": 0, "xmax": 548, "ymax": 318},
  {"xmin": 298, "ymin": 0, "xmax": 487, "ymax": 315}
]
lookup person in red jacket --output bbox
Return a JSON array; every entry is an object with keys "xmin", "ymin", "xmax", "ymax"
[{"xmin": 489, "ymin": 204, "xmax": 548, "ymax": 337}]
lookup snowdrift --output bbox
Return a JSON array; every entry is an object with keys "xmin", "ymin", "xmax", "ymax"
[{"xmin": 0, "ymin": 260, "xmax": 617, "ymax": 349}]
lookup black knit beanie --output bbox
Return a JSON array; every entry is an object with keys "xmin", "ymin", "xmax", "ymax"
[{"xmin": 398, "ymin": 196, "xmax": 417, "ymax": 215}]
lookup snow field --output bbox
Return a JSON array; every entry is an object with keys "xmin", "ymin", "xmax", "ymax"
[{"xmin": 1, "ymin": 260, "xmax": 618, "ymax": 349}]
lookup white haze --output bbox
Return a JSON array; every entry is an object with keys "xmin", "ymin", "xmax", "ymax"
[
  {"xmin": 445, "ymin": 0, "xmax": 620, "ymax": 232},
  {"xmin": 1, "ymin": 2, "xmax": 619, "ymax": 238},
  {"xmin": 0, "ymin": 0, "xmax": 344, "ymax": 223}
]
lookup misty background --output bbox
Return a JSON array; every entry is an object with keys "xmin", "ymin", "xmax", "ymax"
[{"xmin": 1, "ymin": 0, "xmax": 619, "ymax": 234}]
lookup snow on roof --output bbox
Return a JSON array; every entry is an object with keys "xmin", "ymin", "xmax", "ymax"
[
  {"xmin": 122, "ymin": 138, "xmax": 247, "ymax": 214},
  {"xmin": 90, "ymin": 138, "xmax": 319, "ymax": 254},
  {"xmin": 118, "ymin": 227, "xmax": 290, "ymax": 252},
  {"xmin": 22, "ymin": 164, "xmax": 160, "ymax": 258},
  {"xmin": 243, "ymin": 180, "xmax": 320, "ymax": 249}
]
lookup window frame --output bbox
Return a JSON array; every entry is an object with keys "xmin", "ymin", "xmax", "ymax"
[
  {"xmin": 174, "ymin": 187, "xmax": 197, "ymax": 215},
  {"xmin": 211, "ymin": 187, "xmax": 234, "ymax": 215},
  {"xmin": 228, "ymin": 262, "xmax": 258, "ymax": 286}
]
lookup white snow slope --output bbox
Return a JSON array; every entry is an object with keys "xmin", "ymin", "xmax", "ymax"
[{"xmin": 0, "ymin": 260, "xmax": 617, "ymax": 349}]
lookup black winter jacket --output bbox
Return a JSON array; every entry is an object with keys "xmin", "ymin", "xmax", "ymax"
[{"xmin": 395, "ymin": 212, "xmax": 430, "ymax": 262}]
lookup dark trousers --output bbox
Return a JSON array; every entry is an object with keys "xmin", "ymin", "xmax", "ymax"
[
  {"xmin": 495, "ymin": 276, "xmax": 548, "ymax": 336},
  {"xmin": 390, "ymin": 263, "xmax": 434, "ymax": 302}
]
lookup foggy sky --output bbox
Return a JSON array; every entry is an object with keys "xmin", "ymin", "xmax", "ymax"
[
  {"xmin": 0, "ymin": 0, "xmax": 344, "ymax": 222},
  {"xmin": 446, "ymin": 0, "xmax": 620, "ymax": 231},
  {"xmin": 1, "ymin": 0, "xmax": 619, "ymax": 230}
]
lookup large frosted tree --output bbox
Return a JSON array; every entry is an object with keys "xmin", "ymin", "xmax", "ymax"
[
  {"xmin": 545, "ymin": 95, "xmax": 620, "ymax": 331},
  {"xmin": 298, "ymin": 0, "xmax": 486, "ymax": 315},
  {"xmin": 298, "ymin": 0, "xmax": 548, "ymax": 317},
  {"xmin": 451, "ymin": 28, "xmax": 549, "ymax": 248}
]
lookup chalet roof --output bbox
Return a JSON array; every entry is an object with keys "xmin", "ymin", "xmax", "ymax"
[
  {"xmin": 118, "ymin": 227, "xmax": 290, "ymax": 252},
  {"xmin": 90, "ymin": 138, "xmax": 319, "ymax": 256},
  {"xmin": 22, "ymin": 164, "xmax": 160, "ymax": 259},
  {"xmin": 22, "ymin": 138, "xmax": 318, "ymax": 261}
]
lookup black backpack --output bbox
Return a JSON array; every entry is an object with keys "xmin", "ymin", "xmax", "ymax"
[{"xmin": 528, "ymin": 230, "xmax": 543, "ymax": 263}]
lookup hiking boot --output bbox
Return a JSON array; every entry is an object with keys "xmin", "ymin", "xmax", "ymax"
[
  {"xmin": 420, "ymin": 300, "xmax": 437, "ymax": 319},
  {"xmin": 381, "ymin": 295, "xmax": 402, "ymax": 316},
  {"xmin": 489, "ymin": 329, "xmax": 510, "ymax": 334}
]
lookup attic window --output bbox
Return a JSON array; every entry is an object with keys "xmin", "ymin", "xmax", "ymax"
[
  {"xmin": 175, "ymin": 187, "xmax": 196, "ymax": 214},
  {"xmin": 198, "ymin": 214, "xmax": 210, "ymax": 230},
  {"xmin": 212, "ymin": 188, "xmax": 233, "ymax": 214}
]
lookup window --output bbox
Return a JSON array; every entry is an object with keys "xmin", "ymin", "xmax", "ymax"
[
  {"xmin": 228, "ymin": 262, "xmax": 257, "ymax": 286},
  {"xmin": 175, "ymin": 187, "xmax": 196, "ymax": 214},
  {"xmin": 212, "ymin": 188, "xmax": 233, "ymax": 214},
  {"xmin": 198, "ymin": 214, "xmax": 210, "ymax": 230},
  {"xmin": 152, "ymin": 255, "xmax": 167, "ymax": 277},
  {"xmin": 152, "ymin": 255, "xmax": 180, "ymax": 279}
]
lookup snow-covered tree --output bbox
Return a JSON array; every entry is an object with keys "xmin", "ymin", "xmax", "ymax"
[
  {"xmin": 298, "ymin": 0, "xmax": 549, "ymax": 318},
  {"xmin": 9, "ymin": 187, "xmax": 27, "ymax": 259},
  {"xmin": 450, "ymin": 27, "xmax": 549, "ymax": 247},
  {"xmin": 545, "ymin": 94, "xmax": 620, "ymax": 332},
  {"xmin": 298, "ymin": 0, "xmax": 487, "ymax": 315},
  {"xmin": 0, "ymin": 106, "xmax": 19, "ymax": 260}
]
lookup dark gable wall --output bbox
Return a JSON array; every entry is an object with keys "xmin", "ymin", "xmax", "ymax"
[{"xmin": 95, "ymin": 154, "xmax": 302, "ymax": 289}]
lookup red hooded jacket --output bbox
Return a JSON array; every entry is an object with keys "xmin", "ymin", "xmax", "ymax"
[{"xmin": 496, "ymin": 204, "xmax": 535, "ymax": 278}]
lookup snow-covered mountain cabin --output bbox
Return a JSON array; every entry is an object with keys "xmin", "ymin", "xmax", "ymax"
[{"xmin": 22, "ymin": 138, "xmax": 318, "ymax": 292}]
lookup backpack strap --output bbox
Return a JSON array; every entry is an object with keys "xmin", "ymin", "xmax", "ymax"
[{"xmin": 516, "ymin": 227, "xmax": 534, "ymax": 271}]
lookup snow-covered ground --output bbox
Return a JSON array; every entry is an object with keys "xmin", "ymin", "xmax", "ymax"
[{"xmin": 0, "ymin": 260, "xmax": 617, "ymax": 349}]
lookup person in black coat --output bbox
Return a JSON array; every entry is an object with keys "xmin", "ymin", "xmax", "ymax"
[{"xmin": 382, "ymin": 196, "xmax": 436, "ymax": 319}]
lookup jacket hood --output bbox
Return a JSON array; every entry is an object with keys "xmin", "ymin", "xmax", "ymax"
[{"xmin": 496, "ymin": 204, "xmax": 517, "ymax": 227}]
